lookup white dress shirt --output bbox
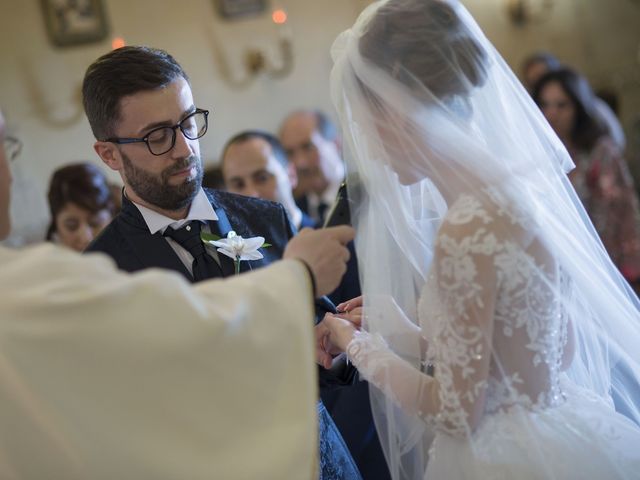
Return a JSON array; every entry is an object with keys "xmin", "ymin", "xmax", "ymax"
[{"xmin": 131, "ymin": 188, "xmax": 221, "ymax": 275}]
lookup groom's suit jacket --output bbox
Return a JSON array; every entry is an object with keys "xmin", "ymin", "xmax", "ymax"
[{"xmin": 86, "ymin": 188, "xmax": 294, "ymax": 279}]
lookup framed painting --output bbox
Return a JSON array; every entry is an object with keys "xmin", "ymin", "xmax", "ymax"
[
  {"xmin": 214, "ymin": 0, "xmax": 269, "ymax": 20},
  {"xmin": 41, "ymin": 0, "xmax": 109, "ymax": 47}
]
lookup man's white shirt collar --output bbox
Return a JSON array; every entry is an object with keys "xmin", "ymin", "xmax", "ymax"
[{"xmin": 131, "ymin": 188, "xmax": 219, "ymax": 234}]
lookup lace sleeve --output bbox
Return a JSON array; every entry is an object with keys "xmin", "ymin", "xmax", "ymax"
[{"xmin": 347, "ymin": 206, "xmax": 499, "ymax": 437}]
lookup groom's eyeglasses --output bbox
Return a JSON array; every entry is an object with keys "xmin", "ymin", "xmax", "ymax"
[{"xmin": 105, "ymin": 108, "xmax": 209, "ymax": 156}]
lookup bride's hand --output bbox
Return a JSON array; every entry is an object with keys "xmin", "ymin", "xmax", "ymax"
[
  {"xmin": 323, "ymin": 313, "xmax": 359, "ymax": 354},
  {"xmin": 315, "ymin": 308, "xmax": 362, "ymax": 368}
]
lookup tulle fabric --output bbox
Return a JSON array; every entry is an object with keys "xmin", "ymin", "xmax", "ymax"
[
  {"xmin": 428, "ymin": 378, "xmax": 640, "ymax": 480},
  {"xmin": 329, "ymin": 0, "xmax": 640, "ymax": 478}
]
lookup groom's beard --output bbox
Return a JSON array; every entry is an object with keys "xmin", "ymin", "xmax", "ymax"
[{"xmin": 122, "ymin": 152, "xmax": 203, "ymax": 211}]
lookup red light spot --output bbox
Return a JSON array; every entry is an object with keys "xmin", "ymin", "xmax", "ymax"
[
  {"xmin": 112, "ymin": 37, "xmax": 126, "ymax": 50},
  {"xmin": 272, "ymin": 9, "xmax": 287, "ymax": 24}
]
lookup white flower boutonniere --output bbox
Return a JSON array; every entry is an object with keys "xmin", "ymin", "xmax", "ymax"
[{"xmin": 203, "ymin": 231, "xmax": 271, "ymax": 274}]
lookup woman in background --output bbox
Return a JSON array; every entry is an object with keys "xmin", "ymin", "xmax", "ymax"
[
  {"xmin": 534, "ymin": 68, "xmax": 640, "ymax": 286},
  {"xmin": 46, "ymin": 162, "xmax": 115, "ymax": 252}
]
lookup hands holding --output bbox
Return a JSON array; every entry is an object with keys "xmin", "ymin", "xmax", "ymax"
[
  {"xmin": 283, "ymin": 226, "xmax": 364, "ymax": 368},
  {"xmin": 316, "ymin": 296, "xmax": 364, "ymax": 369}
]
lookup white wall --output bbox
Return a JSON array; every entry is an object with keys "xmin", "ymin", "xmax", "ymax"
[{"xmin": 1, "ymin": 0, "xmax": 638, "ymax": 245}]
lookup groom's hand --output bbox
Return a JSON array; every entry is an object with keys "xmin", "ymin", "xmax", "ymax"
[
  {"xmin": 322, "ymin": 313, "xmax": 358, "ymax": 353},
  {"xmin": 336, "ymin": 295, "xmax": 364, "ymax": 328},
  {"xmin": 284, "ymin": 226, "xmax": 355, "ymax": 297},
  {"xmin": 315, "ymin": 307, "xmax": 364, "ymax": 369},
  {"xmin": 315, "ymin": 320, "xmax": 335, "ymax": 369}
]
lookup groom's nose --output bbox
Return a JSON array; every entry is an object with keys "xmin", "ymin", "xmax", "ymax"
[{"xmin": 171, "ymin": 129, "xmax": 196, "ymax": 160}]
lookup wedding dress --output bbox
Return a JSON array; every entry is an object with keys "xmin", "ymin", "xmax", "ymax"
[
  {"xmin": 346, "ymin": 188, "xmax": 640, "ymax": 479},
  {"xmin": 328, "ymin": 0, "xmax": 640, "ymax": 478}
]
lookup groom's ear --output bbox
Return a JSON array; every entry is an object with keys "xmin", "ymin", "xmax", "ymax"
[{"xmin": 94, "ymin": 141, "xmax": 123, "ymax": 172}]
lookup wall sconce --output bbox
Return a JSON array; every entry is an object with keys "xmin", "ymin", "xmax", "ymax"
[
  {"xmin": 506, "ymin": 0, "xmax": 554, "ymax": 26},
  {"xmin": 19, "ymin": 59, "xmax": 85, "ymax": 129},
  {"xmin": 212, "ymin": 8, "xmax": 293, "ymax": 89}
]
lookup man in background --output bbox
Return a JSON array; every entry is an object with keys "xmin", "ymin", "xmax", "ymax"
[
  {"xmin": 280, "ymin": 109, "xmax": 345, "ymax": 225},
  {"xmin": 221, "ymin": 130, "xmax": 316, "ymax": 230}
]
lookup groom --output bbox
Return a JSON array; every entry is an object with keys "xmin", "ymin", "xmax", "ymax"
[{"xmin": 83, "ymin": 46, "xmax": 360, "ymax": 479}]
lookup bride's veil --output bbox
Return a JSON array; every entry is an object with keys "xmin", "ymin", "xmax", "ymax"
[{"xmin": 330, "ymin": 0, "xmax": 640, "ymax": 477}]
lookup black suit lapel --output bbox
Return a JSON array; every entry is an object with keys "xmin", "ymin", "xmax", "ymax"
[{"xmin": 207, "ymin": 197, "xmax": 237, "ymax": 277}]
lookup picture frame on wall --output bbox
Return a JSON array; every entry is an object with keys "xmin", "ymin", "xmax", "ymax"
[
  {"xmin": 215, "ymin": 0, "xmax": 269, "ymax": 20},
  {"xmin": 41, "ymin": 0, "xmax": 109, "ymax": 47}
]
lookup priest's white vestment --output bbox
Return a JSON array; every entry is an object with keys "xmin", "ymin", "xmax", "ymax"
[{"xmin": 0, "ymin": 243, "xmax": 317, "ymax": 479}]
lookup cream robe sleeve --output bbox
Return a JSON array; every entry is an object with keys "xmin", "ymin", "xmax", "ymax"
[{"xmin": 0, "ymin": 243, "xmax": 317, "ymax": 480}]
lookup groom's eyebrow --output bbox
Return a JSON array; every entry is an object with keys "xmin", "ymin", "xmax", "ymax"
[{"xmin": 137, "ymin": 105, "xmax": 196, "ymax": 135}]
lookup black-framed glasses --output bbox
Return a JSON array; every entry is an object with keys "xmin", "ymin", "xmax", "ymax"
[
  {"xmin": 3, "ymin": 135, "xmax": 22, "ymax": 162},
  {"xmin": 105, "ymin": 108, "xmax": 209, "ymax": 156}
]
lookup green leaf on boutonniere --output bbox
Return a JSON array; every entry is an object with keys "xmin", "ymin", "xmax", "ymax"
[
  {"xmin": 262, "ymin": 242, "xmax": 272, "ymax": 248},
  {"xmin": 200, "ymin": 232, "xmax": 222, "ymax": 242}
]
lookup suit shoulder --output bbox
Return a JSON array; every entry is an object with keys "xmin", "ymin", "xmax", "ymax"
[
  {"xmin": 85, "ymin": 215, "xmax": 127, "ymax": 254},
  {"xmin": 206, "ymin": 189, "xmax": 285, "ymax": 214}
]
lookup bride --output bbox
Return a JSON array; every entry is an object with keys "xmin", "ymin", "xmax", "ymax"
[{"xmin": 318, "ymin": 0, "xmax": 640, "ymax": 478}]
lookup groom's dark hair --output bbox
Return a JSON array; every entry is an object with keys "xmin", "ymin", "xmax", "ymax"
[{"xmin": 82, "ymin": 46, "xmax": 189, "ymax": 141}]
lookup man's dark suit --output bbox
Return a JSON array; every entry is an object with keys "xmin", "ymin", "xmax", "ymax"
[{"xmin": 88, "ymin": 189, "xmax": 294, "ymax": 279}]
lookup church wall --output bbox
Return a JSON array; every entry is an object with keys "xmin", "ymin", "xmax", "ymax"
[{"xmin": 0, "ymin": 0, "xmax": 638, "ymax": 244}]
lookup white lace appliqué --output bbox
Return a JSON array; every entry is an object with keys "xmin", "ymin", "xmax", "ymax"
[
  {"xmin": 423, "ymin": 193, "xmax": 568, "ymax": 427},
  {"xmin": 348, "ymin": 192, "xmax": 569, "ymax": 438}
]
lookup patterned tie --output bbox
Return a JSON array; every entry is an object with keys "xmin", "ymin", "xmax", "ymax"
[{"xmin": 164, "ymin": 221, "xmax": 222, "ymax": 281}]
